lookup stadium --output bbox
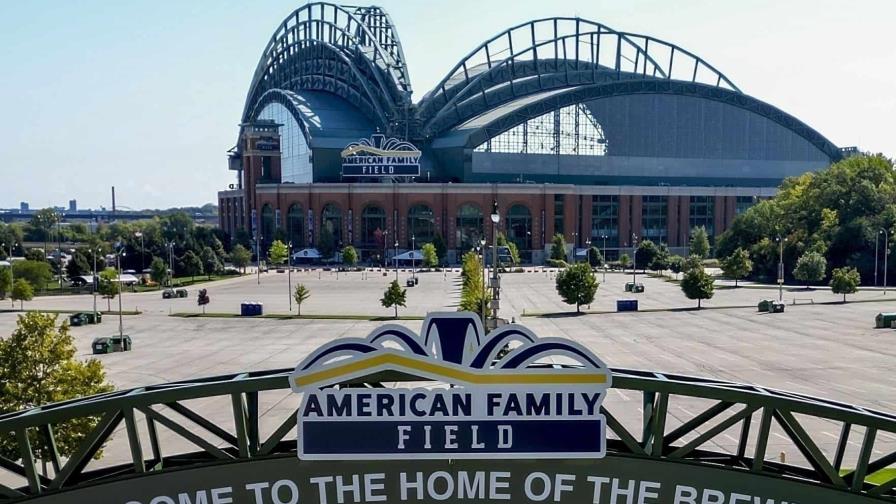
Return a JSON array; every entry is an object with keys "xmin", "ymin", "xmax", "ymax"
[{"xmin": 218, "ymin": 2, "xmax": 848, "ymax": 263}]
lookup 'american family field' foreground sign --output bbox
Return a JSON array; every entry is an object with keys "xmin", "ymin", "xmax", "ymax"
[{"xmin": 289, "ymin": 312, "xmax": 612, "ymax": 460}]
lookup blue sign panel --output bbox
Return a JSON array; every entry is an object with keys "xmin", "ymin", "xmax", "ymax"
[{"xmin": 341, "ymin": 133, "xmax": 421, "ymax": 177}]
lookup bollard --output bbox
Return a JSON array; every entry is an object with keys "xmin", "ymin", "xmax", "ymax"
[{"xmin": 779, "ymin": 451, "xmax": 786, "ymax": 463}]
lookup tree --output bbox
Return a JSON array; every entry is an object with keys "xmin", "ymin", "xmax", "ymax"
[
  {"xmin": 342, "ymin": 246, "xmax": 358, "ymax": 267},
  {"xmin": 10, "ymin": 279, "xmax": 33, "ymax": 309},
  {"xmin": 200, "ymin": 246, "xmax": 222, "ymax": 279},
  {"xmin": 506, "ymin": 241, "xmax": 521, "ymax": 266},
  {"xmin": 29, "ymin": 208, "xmax": 58, "ymax": 255},
  {"xmin": 230, "ymin": 244, "xmax": 251, "ymax": 274},
  {"xmin": 684, "ymin": 254, "xmax": 704, "ymax": 272},
  {"xmin": 550, "ymin": 234, "xmax": 567, "ymax": 261},
  {"xmin": 98, "ymin": 267, "xmax": 118, "ymax": 311},
  {"xmin": 619, "ymin": 253, "xmax": 631, "ymax": 270},
  {"xmin": 181, "ymin": 250, "xmax": 203, "ymax": 281},
  {"xmin": 149, "ymin": 257, "xmax": 169, "ymax": 287},
  {"xmin": 459, "ymin": 251, "xmax": 489, "ymax": 320},
  {"xmin": 681, "ymin": 266, "xmax": 715, "ymax": 308},
  {"xmin": 636, "ymin": 240, "xmax": 659, "ymax": 270},
  {"xmin": 587, "ymin": 246, "xmax": 604, "ymax": 268},
  {"xmin": 0, "ymin": 267, "xmax": 10, "ymax": 300},
  {"xmin": 720, "ymin": 248, "xmax": 753, "ymax": 287},
  {"xmin": 793, "ymin": 251, "xmax": 827, "ymax": 289},
  {"xmin": 293, "ymin": 284, "xmax": 310, "ymax": 316},
  {"xmin": 318, "ymin": 228, "xmax": 335, "ymax": 260},
  {"xmin": 689, "ymin": 226, "xmax": 711, "ymax": 258},
  {"xmin": 555, "ymin": 262, "xmax": 599, "ymax": 313},
  {"xmin": 0, "ymin": 312, "xmax": 114, "ymax": 462},
  {"xmin": 421, "ymin": 243, "xmax": 438, "ymax": 268},
  {"xmin": 12, "ymin": 260, "xmax": 52, "ymax": 291},
  {"xmin": 64, "ymin": 250, "xmax": 91, "ymax": 279},
  {"xmin": 432, "ymin": 234, "xmax": 447, "ymax": 264},
  {"xmin": 268, "ymin": 240, "xmax": 288, "ymax": 266},
  {"xmin": 830, "ymin": 266, "xmax": 860, "ymax": 303},
  {"xmin": 381, "ymin": 280, "xmax": 407, "ymax": 319},
  {"xmin": 668, "ymin": 256, "xmax": 685, "ymax": 274}
]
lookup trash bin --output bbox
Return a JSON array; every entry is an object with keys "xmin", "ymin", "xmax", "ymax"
[
  {"xmin": 757, "ymin": 300, "xmax": 772, "ymax": 312},
  {"xmin": 624, "ymin": 282, "xmax": 634, "ymax": 292},
  {"xmin": 616, "ymin": 299, "xmax": 639, "ymax": 312},
  {"xmin": 875, "ymin": 312, "xmax": 896, "ymax": 328},
  {"xmin": 770, "ymin": 302, "xmax": 785, "ymax": 313},
  {"xmin": 633, "ymin": 283, "xmax": 645, "ymax": 293}
]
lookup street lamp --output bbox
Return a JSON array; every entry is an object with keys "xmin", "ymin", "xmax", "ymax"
[
  {"xmin": 882, "ymin": 229, "xmax": 889, "ymax": 295},
  {"xmin": 92, "ymin": 247, "xmax": 101, "ymax": 315},
  {"xmin": 411, "ymin": 234, "xmax": 416, "ymax": 280},
  {"xmin": 394, "ymin": 240, "xmax": 399, "ymax": 282},
  {"xmin": 165, "ymin": 241, "xmax": 175, "ymax": 287},
  {"xmin": 135, "ymin": 232, "xmax": 144, "ymax": 277},
  {"xmin": 115, "ymin": 248, "xmax": 126, "ymax": 339},
  {"xmin": 478, "ymin": 238, "xmax": 486, "ymax": 323},
  {"xmin": 875, "ymin": 231, "xmax": 880, "ymax": 287},
  {"xmin": 288, "ymin": 241, "xmax": 293, "ymax": 312},
  {"xmin": 489, "ymin": 201, "xmax": 500, "ymax": 329},
  {"xmin": 600, "ymin": 234, "xmax": 608, "ymax": 281},
  {"xmin": 776, "ymin": 235, "xmax": 786, "ymax": 302},
  {"xmin": 256, "ymin": 235, "xmax": 263, "ymax": 285},
  {"xmin": 382, "ymin": 230, "xmax": 389, "ymax": 269},
  {"xmin": 2, "ymin": 242, "xmax": 15, "ymax": 307},
  {"xmin": 631, "ymin": 233, "xmax": 638, "ymax": 287}
]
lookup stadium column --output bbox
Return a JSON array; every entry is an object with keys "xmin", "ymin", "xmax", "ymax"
[
  {"xmin": 724, "ymin": 196, "xmax": 737, "ymax": 232},
  {"xmin": 678, "ymin": 196, "xmax": 690, "ymax": 245},
  {"xmin": 713, "ymin": 196, "xmax": 726, "ymax": 241},
  {"xmin": 580, "ymin": 195, "xmax": 593, "ymax": 249},
  {"xmin": 667, "ymin": 197, "xmax": 680, "ymax": 247},
  {"xmin": 630, "ymin": 195, "xmax": 643, "ymax": 243},
  {"xmin": 618, "ymin": 195, "xmax": 631, "ymax": 247}
]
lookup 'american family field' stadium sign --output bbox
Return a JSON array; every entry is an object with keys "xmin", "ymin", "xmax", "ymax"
[
  {"xmin": 290, "ymin": 312, "xmax": 612, "ymax": 459},
  {"xmin": 340, "ymin": 133, "xmax": 421, "ymax": 177}
]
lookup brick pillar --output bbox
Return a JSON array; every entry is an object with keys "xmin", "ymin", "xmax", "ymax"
[
  {"xmin": 667, "ymin": 197, "xmax": 680, "ymax": 246},
  {"xmin": 619, "ymin": 195, "xmax": 631, "ymax": 247},
  {"xmin": 713, "ymin": 196, "xmax": 726, "ymax": 238},
  {"xmin": 631, "ymin": 195, "xmax": 643, "ymax": 240},
  {"xmin": 580, "ymin": 195, "xmax": 593, "ymax": 245},
  {"xmin": 679, "ymin": 196, "xmax": 690, "ymax": 243}
]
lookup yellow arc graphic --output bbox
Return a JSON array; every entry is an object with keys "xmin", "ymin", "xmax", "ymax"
[{"xmin": 340, "ymin": 145, "xmax": 421, "ymax": 158}]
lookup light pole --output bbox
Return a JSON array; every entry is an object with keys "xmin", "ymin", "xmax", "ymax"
[
  {"xmin": 165, "ymin": 241, "xmax": 174, "ymax": 287},
  {"xmin": 256, "ymin": 235, "xmax": 262, "ymax": 285},
  {"xmin": 135, "ymin": 232, "xmax": 144, "ymax": 277},
  {"xmin": 2, "ymin": 242, "xmax": 15, "ymax": 307},
  {"xmin": 489, "ymin": 201, "xmax": 500, "ymax": 329},
  {"xmin": 92, "ymin": 247, "xmax": 99, "ymax": 315},
  {"xmin": 411, "ymin": 234, "xmax": 416, "ymax": 280},
  {"xmin": 56, "ymin": 211, "xmax": 63, "ymax": 287},
  {"xmin": 776, "ymin": 235, "xmax": 785, "ymax": 302},
  {"xmin": 478, "ymin": 238, "xmax": 486, "ymax": 323},
  {"xmin": 571, "ymin": 231, "xmax": 578, "ymax": 263},
  {"xmin": 584, "ymin": 239, "xmax": 591, "ymax": 266},
  {"xmin": 875, "ymin": 232, "xmax": 880, "ymax": 287},
  {"xmin": 116, "ymin": 248, "xmax": 125, "ymax": 338},
  {"xmin": 631, "ymin": 233, "xmax": 638, "ymax": 287},
  {"xmin": 394, "ymin": 241, "xmax": 399, "ymax": 282},
  {"xmin": 882, "ymin": 229, "xmax": 889, "ymax": 295},
  {"xmin": 382, "ymin": 230, "xmax": 389, "ymax": 269},
  {"xmin": 288, "ymin": 241, "xmax": 293, "ymax": 312}
]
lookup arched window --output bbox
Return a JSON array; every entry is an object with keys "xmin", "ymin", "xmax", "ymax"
[
  {"xmin": 321, "ymin": 203, "xmax": 342, "ymax": 246},
  {"xmin": 506, "ymin": 204, "xmax": 532, "ymax": 251},
  {"xmin": 361, "ymin": 205, "xmax": 386, "ymax": 246},
  {"xmin": 407, "ymin": 204, "xmax": 435, "ymax": 247},
  {"xmin": 286, "ymin": 204, "xmax": 304, "ymax": 248},
  {"xmin": 455, "ymin": 204, "xmax": 483, "ymax": 252},
  {"xmin": 261, "ymin": 204, "xmax": 274, "ymax": 249},
  {"xmin": 474, "ymin": 104, "xmax": 607, "ymax": 155}
]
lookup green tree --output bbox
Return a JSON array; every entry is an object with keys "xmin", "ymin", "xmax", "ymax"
[
  {"xmin": 268, "ymin": 240, "xmax": 288, "ymax": 266},
  {"xmin": 648, "ymin": 244, "xmax": 672, "ymax": 272},
  {"xmin": 720, "ymin": 248, "xmax": 753, "ymax": 287},
  {"xmin": 681, "ymin": 266, "xmax": 715, "ymax": 308},
  {"xmin": 342, "ymin": 245, "xmax": 358, "ymax": 267},
  {"xmin": 793, "ymin": 251, "xmax": 827, "ymax": 289},
  {"xmin": 0, "ymin": 267, "xmax": 10, "ymax": 300},
  {"xmin": 432, "ymin": 234, "xmax": 447, "ymax": 264},
  {"xmin": 689, "ymin": 226, "xmax": 711, "ymax": 258},
  {"xmin": 201, "ymin": 246, "xmax": 222, "ymax": 279},
  {"xmin": 29, "ymin": 208, "xmax": 58, "ymax": 255},
  {"xmin": 459, "ymin": 251, "xmax": 489, "ymax": 320},
  {"xmin": 587, "ymin": 246, "xmax": 604, "ymax": 268},
  {"xmin": 381, "ymin": 280, "xmax": 407, "ymax": 319},
  {"xmin": 293, "ymin": 284, "xmax": 310, "ymax": 316},
  {"xmin": 230, "ymin": 244, "xmax": 251, "ymax": 274},
  {"xmin": 636, "ymin": 240, "xmax": 659, "ymax": 270},
  {"xmin": 555, "ymin": 262, "xmax": 599, "ymax": 313},
  {"xmin": 830, "ymin": 266, "xmax": 860, "ymax": 302},
  {"xmin": 10, "ymin": 279, "xmax": 33, "ymax": 309},
  {"xmin": 619, "ymin": 253, "xmax": 631, "ymax": 270},
  {"xmin": 668, "ymin": 256, "xmax": 685, "ymax": 274},
  {"xmin": 421, "ymin": 243, "xmax": 438, "ymax": 268},
  {"xmin": 149, "ymin": 256, "xmax": 169, "ymax": 287},
  {"xmin": 181, "ymin": 250, "xmax": 203, "ymax": 281},
  {"xmin": 684, "ymin": 254, "xmax": 704, "ymax": 272},
  {"xmin": 318, "ymin": 228, "xmax": 336, "ymax": 260},
  {"xmin": 550, "ymin": 234, "xmax": 567, "ymax": 261},
  {"xmin": 0, "ymin": 312, "xmax": 114, "ymax": 461},
  {"xmin": 98, "ymin": 267, "xmax": 118, "ymax": 311},
  {"xmin": 64, "ymin": 250, "xmax": 91, "ymax": 279},
  {"xmin": 12, "ymin": 260, "xmax": 52, "ymax": 291}
]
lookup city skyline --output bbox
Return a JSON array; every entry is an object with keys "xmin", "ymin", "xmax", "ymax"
[{"xmin": 1, "ymin": 0, "xmax": 894, "ymax": 210}]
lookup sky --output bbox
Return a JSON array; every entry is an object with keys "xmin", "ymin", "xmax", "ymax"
[{"xmin": 0, "ymin": 0, "xmax": 894, "ymax": 210}]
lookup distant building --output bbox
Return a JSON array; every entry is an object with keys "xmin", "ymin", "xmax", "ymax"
[
  {"xmin": 69, "ymin": 199, "xmax": 77, "ymax": 212},
  {"xmin": 19, "ymin": 202, "xmax": 29, "ymax": 212}
]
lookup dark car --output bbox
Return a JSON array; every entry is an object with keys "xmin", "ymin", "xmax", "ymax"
[
  {"xmin": 92, "ymin": 335, "xmax": 132, "ymax": 354},
  {"xmin": 175, "ymin": 288, "xmax": 188, "ymax": 298},
  {"xmin": 162, "ymin": 288, "xmax": 175, "ymax": 299},
  {"xmin": 71, "ymin": 312, "xmax": 103, "ymax": 326}
]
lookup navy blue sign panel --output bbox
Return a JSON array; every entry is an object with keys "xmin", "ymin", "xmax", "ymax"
[
  {"xmin": 302, "ymin": 419, "xmax": 604, "ymax": 458},
  {"xmin": 341, "ymin": 133, "xmax": 421, "ymax": 178}
]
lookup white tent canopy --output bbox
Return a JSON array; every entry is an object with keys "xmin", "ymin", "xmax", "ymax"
[
  {"xmin": 575, "ymin": 248, "xmax": 590, "ymax": 257},
  {"xmin": 393, "ymin": 250, "xmax": 423, "ymax": 261},
  {"xmin": 292, "ymin": 248, "xmax": 321, "ymax": 260},
  {"xmin": 0, "ymin": 260, "xmax": 10, "ymax": 267}
]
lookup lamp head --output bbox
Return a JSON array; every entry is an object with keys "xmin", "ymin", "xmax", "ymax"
[{"xmin": 490, "ymin": 201, "xmax": 499, "ymax": 223}]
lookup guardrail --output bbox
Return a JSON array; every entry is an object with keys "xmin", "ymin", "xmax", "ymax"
[{"xmin": 1, "ymin": 367, "xmax": 895, "ymax": 501}]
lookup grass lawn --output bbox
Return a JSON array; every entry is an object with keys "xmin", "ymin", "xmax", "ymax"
[{"xmin": 132, "ymin": 274, "xmax": 242, "ymax": 292}]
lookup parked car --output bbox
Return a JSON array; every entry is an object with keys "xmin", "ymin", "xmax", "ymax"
[
  {"xmin": 92, "ymin": 335, "xmax": 132, "ymax": 354},
  {"xmin": 175, "ymin": 288, "xmax": 188, "ymax": 298},
  {"xmin": 68, "ymin": 312, "xmax": 103, "ymax": 326},
  {"xmin": 162, "ymin": 288, "xmax": 175, "ymax": 299}
]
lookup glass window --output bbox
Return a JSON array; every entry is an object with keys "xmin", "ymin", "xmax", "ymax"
[
  {"xmin": 361, "ymin": 205, "xmax": 386, "ymax": 246},
  {"xmin": 506, "ymin": 205, "xmax": 532, "ymax": 251},
  {"xmin": 257, "ymin": 102, "xmax": 313, "ymax": 183},
  {"xmin": 736, "ymin": 196, "xmax": 756, "ymax": 215},
  {"xmin": 641, "ymin": 196, "xmax": 668, "ymax": 244},
  {"xmin": 260, "ymin": 204, "xmax": 274, "ymax": 248},
  {"xmin": 321, "ymin": 203, "xmax": 343, "ymax": 245},
  {"xmin": 591, "ymin": 196, "xmax": 619, "ymax": 248},
  {"xmin": 475, "ymin": 104, "xmax": 608, "ymax": 156},
  {"xmin": 286, "ymin": 204, "xmax": 304, "ymax": 248},
  {"xmin": 455, "ymin": 204, "xmax": 483, "ymax": 252},
  {"xmin": 554, "ymin": 194, "xmax": 565, "ymax": 238},
  {"xmin": 689, "ymin": 196, "xmax": 715, "ymax": 236},
  {"xmin": 407, "ymin": 204, "xmax": 435, "ymax": 247}
]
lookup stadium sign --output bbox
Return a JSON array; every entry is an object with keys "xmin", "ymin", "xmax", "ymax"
[
  {"xmin": 341, "ymin": 133, "xmax": 421, "ymax": 177},
  {"xmin": 290, "ymin": 312, "xmax": 611, "ymax": 460}
]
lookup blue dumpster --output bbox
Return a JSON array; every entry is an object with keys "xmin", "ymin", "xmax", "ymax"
[{"xmin": 616, "ymin": 299, "xmax": 639, "ymax": 312}]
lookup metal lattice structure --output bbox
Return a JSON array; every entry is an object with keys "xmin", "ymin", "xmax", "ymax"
[{"xmin": 1, "ymin": 367, "xmax": 895, "ymax": 501}]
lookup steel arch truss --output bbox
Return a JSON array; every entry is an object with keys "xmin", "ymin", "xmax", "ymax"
[
  {"xmin": 242, "ymin": 2, "xmax": 412, "ymax": 129},
  {"xmin": 417, "ymin": 17, "xmax": 740, "ymax": 137},
  {"xmin": 460, "ymin": 80, "xmax": 843, "ymax": 162},
  {"xmin": 1, "ymin": 367, "xmax": 895, "ymax": 501}
]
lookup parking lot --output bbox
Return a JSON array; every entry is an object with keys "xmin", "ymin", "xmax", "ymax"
[{"xmin": 2, "ymin": 268, "xmax": 896, "ymax": 475}]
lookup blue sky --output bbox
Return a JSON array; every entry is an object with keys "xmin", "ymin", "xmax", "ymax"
[{"xmin": 1, "ymin": 0, "xmax": 893, "ymax": 210}]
